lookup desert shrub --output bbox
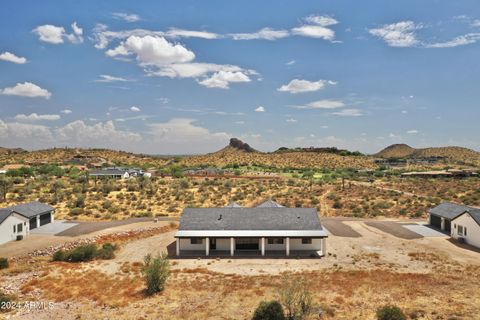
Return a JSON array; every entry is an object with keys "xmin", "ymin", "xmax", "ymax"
[
  {"xmin": 142, "ymin": 253, "xmax": 170, "ymax": 295},
  {"xmin": 0, "ymin": 291, "xmax": 14, "ymax": 313},
  {"xmin": 69, "ymin": 207, "xmax": 84, "ymax": 216},
  {"xmin": 96, "ymin": 243, "xmax": 117, "ymax": 260},
  {"xmin": 52, "ymin": 250, "xmax": 66, "ymax": 261},
  {"xmin": 278, "ymin": 275, "xmax": 314, "ymax": 320},
  {"xmin": 0, "ymin": 258, "xmax": 9, "ymax": 269},
  {"xmin": 376, "ymin": 305, "xmax": 406, "ymax": 320},
  {"xmin": 252, "ymin": 300, "xmax": 285, "ymax": 320},
  {"xmin": 67, "ymin": 244, "xmax": 98, "ymax": 262}
]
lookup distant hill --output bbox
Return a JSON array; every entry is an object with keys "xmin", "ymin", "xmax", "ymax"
[
  {"xmin": 275, "ymin": 146, "xmax": 364, "ymax": 156},
  {"xmin": 182, "ymin": 139, "xmax": 377, "ymax": 170},
  {"xmin": 375, "ymin": 144, "xmax": 480, "ymax": 166},
  {"xmin": 0, "ymin": 147, "xmax": 27, "ymax": 155}
]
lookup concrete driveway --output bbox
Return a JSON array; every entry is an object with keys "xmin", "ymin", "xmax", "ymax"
[
  {"xmin": 403, "ymin": 224, "xmax": 449, "ymax": 237},
  {"xmin": 29, "ymin": 220, "xmax": 78, "ymax": 235}
]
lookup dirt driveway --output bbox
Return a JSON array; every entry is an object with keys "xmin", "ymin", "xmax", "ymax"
[
  {"xmin": 364, "ymin": 221, "xmax": 423, "ymax": 239},
  {"xmin": 322, "ymin": 218, "xmax": 362, "ymax": 237}
]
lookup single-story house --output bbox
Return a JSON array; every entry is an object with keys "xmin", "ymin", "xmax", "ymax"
[
  {"xmin": 175, "ymin": 201, "xmax": 328, "ymax": 257},
  {"xmin": 0, "ymin": 201, "xmax": 55, "ymax": 245},
  {"xmin": 89, "ymin": 168, "xmax": 130, "ymax": 179},
  {"xmin": 428, "ymin": 202, "xmax": 480, "ymax": 248}
]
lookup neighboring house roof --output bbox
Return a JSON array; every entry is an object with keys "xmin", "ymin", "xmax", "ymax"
[
  {"xmin": 429, "ymin": 202, "xmax": 480, "ymax": 221},
  {"xmin": 225, "ymin": 202, "xmax": 242, "ymax": 208},
  {"xmin": 452, "ymin": 208, "xmax": 480, "ymax": 226},
  {"xmin": 89, "ymin": 169, "xmax": 127, "ymax": 176},
  {"xmin": 0, "ymin": 209, "xmax": 12, "ymax": 225},
  {"xmin": 4, "ymin": 201, "xmax": 55, "ymax": 219},
  {"xmin": 178, "ymin": 207, "xmax": 323, "ymax": 231},
  {"xmin": 256, "ymin": 200, "xmax": 284, "ymax": 208}
]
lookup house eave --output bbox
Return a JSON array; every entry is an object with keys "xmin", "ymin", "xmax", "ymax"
[{"xmin": 175, "ymin": 230, "xmax": 328, "ymax": 238}]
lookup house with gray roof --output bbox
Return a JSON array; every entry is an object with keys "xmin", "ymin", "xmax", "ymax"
[
  {"xmin": 0, "ymin": 201, "xmax": 55, "ymax": 245},
  {"xmin": 175, "ymin": 200, "xmax": 328, "ymax": 257},
  {"xmin": 429, "ymin": 202, "xmax": 480, "ymax": 249}
]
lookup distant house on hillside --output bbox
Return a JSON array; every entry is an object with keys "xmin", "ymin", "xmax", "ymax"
[
  {"xmin": 402, "ymin": 169, "xmax": 477, "ymax": 178},
  {"xmin": 184, "ymin": 167, "xmax": 226, "ymax": 176},
  {"xmin": 428, "ymin": 202, "xmax": 480, "ymax": 249},
  {"xmin": 89, "ymin": 167, "xmax": 151, "ymax": 179},
  {"xmin": 0, "ymin": 202, "xmax": 55, "ymax": 245},
  {"xmin": 175, "ymin": 200, "xmax": 328, "ymax": 257}
]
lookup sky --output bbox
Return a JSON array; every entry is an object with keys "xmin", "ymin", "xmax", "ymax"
[{"xmin": 1, "ymin": 0, "xmax": 479, "ymax": 155}]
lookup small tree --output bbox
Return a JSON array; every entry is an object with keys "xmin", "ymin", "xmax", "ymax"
[
  {"xmin": 0, "ymin": 257, "xmax": 9, "ymax": 269},
  {"xmin": 376, "ymin": 305, "xmax": 406, "ymax": 320},
  {"xmin": 142, "ymin": 253, "xmax": 170, "ymax": 295},
  {"xmin": 253, "ymin": 300, "xmax": 285, "ymax": 320},
  {"xmin": 278, "ymin": 275, "xmax": 314, "ymax": 320}
]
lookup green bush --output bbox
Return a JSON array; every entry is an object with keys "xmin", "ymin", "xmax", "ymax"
[
  {"xmin": 376, "ymin": 305, "xmax": 406, "ymax": 320},
  {"xmin": 0, "ymin": 258, "xmax": 9, "ymax": 269},
  {"xmin": 0, "ymin": 291, "xmax": 14, "ymax": 313},
  {"xmin": 67, "ymin": 244, "xmax": 97, "ymax": 262},
  {"xmin": 142, "ymin": 253, "xmax": 170, "ymax": 295},
  {"xmin": 252, "ymin": 300, "xmax": 285, "ymax": 320},
  {"xmin": 96, "ymin": 243, "xmax": 117, "ymax": 260},
  {"xmin": 52, "ymin": 250, "xmax": 66, "ymax": 262}
]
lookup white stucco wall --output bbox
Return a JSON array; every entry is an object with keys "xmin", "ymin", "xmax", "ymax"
[
  {"xmin": 179, "ymin": 238, "xmax": 205, "ymax": 250},
  {"xmin": 0, "ymin": 214, "xmax": 28, "ymax": 245},
  {"xmin": 215, "ymin": 238, "xmax": 231, "ymax": 250},
  {"xmin": 451, "ymin": 213, "xmax": 480, "ymax": 249},
  {"xmin": 290, "ymin": 238, "xmax": 323, "ymax": 251},
  {"xmin": 265, "ymin": 239, "xmax": 286, "ymax": 251}
]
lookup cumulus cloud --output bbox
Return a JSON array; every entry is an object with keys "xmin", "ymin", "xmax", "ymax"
[
  {"xmin": 106, "ymin": 35, "xmax": 195, "ymax": 65},
  {"xmin": 304, "ymin": 15, "xmax": 339, "ymax": 27},
  {"xmin": 130, "ymin": 106, "xmax": 141, "ymax": 112},
  {"xmin": 95, "ymin": 74, "xmax": 129, "ymax": 82},
  {"xmin": 61, "ymin": 109, "xmax": 72, "ymax": 114},
  {"xmin": 0, "ymin": 52, "xmax": 27, "ymax": 64},
  {"xmin": 407, "ymin": 129, "xmax": 418, "ymax": 134},
  {"xmin": 1, "ymin": 82, "xmax": 51, "ymax": 99},
  {"xmin": 255, "ymin": 106, "xmax": 265, "ymax": 112},
  {"xmin": 230, "ymin": 28, "xmax": 290, "ymax": 40},
  {"xmin": 369, "ymin": 21, "xmax": 421, "ymax": 47},
  {"xmin": 112, "ymin": 12, "xmax": 141, "ymax": 23},
  {"xmin": 198, "ymin": 70, "xmax": 251, "ymax": 89},
  {"xmin": 14, "ymin": 113, "xmax": 60, "ymax": 121},
  {"xmin": 293, "ymin": 99, "xmax": 345, "ymax": 109},
  {"xmin": 277, "ymin": 79, "xmax": 336, "ymax": 94},
  {"xmin": 291, "ymin": 15, "xmax": 339, "ymax": 41},
  {"xmin": 286, "ymin": 118, "xmax": 297, "ymax": 122},
  {"xmin": 147, "ymin": 118, "xmax": 229, "ymax": 154},
  {"xmin": 33, "ymin": 22, "xmax": 83, "ymax": 44},
  {"xmin": 423, "ymin": 33, "xmax": 480, "ymax": 48},
  {"xmin": 331, "ymin": 108, "xmax": 363, "ymax": 117}
]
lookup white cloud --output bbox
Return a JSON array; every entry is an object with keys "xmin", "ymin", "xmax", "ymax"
[
  {"xmin": 286, "ymin": 118, "xmax": 297, "ymax": 122},
  {"xmin": 112, "ymin": 12, "xmax": 141, "ymax": 23},
  {"xmin": 369, "ymin": 21, "xmax": 421, "ymax": 47},
  {"xmin": 277, "ymin": 79, "xmax": 335, "ymax": 94},
  {"xmin": 14, "ymin": 113, "xmax": 60, "ymax": 121},
  {"xmin": 198, "ymin": 70, "xmax": 251, "ymax": 89},
  {"xmin": 423, "ymin": 33, "xmax": 480, "ymax": 48},
  {"xmin": 106, "ymin": 35, "xmax": 195, "ymax": 65},
  {"xmin": 230, "ymin": 28, "xmax": 290, "ymax": 40},
  {"xmin": 293, "ymin": 99, "xmax": 345, "ymax": 109},
  {"xmin": 130, "ymin": 106, "xmax": 141, "ymax": 112},
  {"xmin": 61, "ymin": 109, "xmax": 72, "ymax": 114},
  {"xmin": 0, "ymin": 52, "xmax": 27, "ymax": 64},
  {"xmin": 407, "ymin": 129, "xmax": 418, "ymax": 134},
  {"xmin": 33, "ymin": 22, "xmax": 83, "ymax": 44},
  {"xmin": 166, "ymin": 28, "xmax": 220, "ymax": 39},
  {"xmin": 291, "ymin": 25, "xmax": 335, "ymax": 40},
  {"xmin": 95, "ymin": 74, "xmax": 129, "ymax": 82},
  {"xmin": 147, "ymin": 118, "xmax": 229, "ymax": 154},
  {"xmin": 255, "ymin": 106, "xmax": 265, "ymax": 112},
  {"xmin": 1, "ymin": 82, "xmax": 51, "ymax": 99},
  {"xmin": 235, "ymin": 121, "xmax": 245, "ymax": 125},
  {"xmin": 304, "ymin": 15, "xmax": 339, "ymax": 27},
  {"xmin": 332, "ymin": 108, "xmax": 363, "ymax": 117},
  {"xmin": 286, "ymin": 60, "xmax": 296, "ymax": 65}
]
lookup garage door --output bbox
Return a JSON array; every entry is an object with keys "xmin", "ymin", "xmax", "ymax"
[
  {"xmin": 29, "ymin": 217, "xmax": 37, "ymax": 229},
  {"xmin": 444, "ymin": 219, "xmax": 451, "ymax": 233},
  {"xmin": 39, "ymin": 213, "xmax": 52, "ymax": 226},
  {"xmin": 430, "ymin": 214, "xmax": 442, "ymax": 229}
]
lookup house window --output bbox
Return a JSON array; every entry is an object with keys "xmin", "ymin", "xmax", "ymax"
[
  {"xmin": 458, "ymin": 225, "xmax": 464, "ymax": 236},
  {"xmin": 13, "ymin": 225, "xmax": 16, "ymax": 233},
  {"xmin": 302, "ymin": 238, "xmax": 312, "ymax": 244},
  {"xmin": 268, "ymin": 238, "xmax": 284, "ymax": 245},
  {"xmin": 465, "ymin": 227, "xmax": 467, "ymax": 236},
  {"xmin": 17, "ymin": 223, "xmax": 23, "ymax": 233},
  {"xmin": 190, "ymin": 238, "xmax": 203, "ymax": 244}
]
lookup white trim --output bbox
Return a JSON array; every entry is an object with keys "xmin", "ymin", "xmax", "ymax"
[{"xmin": 175, "ymin": 230, "xmax": 328, "ymax": 238}]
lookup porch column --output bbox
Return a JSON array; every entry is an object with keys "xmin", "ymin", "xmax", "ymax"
[
  {"xmin": 441, "ymin": 217, "xmax": 445, "ymax": 231},
  {"xmin": 427, "ymin": 213, "xmax": 431, "ymax": 225},
  {"xmin": 322, "ymin": 238, "xmax": 327, "ymax": 256},
  {"xmin": 286, "ymin": 237, "xmax": 290, "ymax": 257},
  {"xmin": 261, "ymin": 237, "xmax": 265, "ymax": 256},
  {"xmin": 230, "ymin": 237, "xmax": 234, "ymax": 256},
  {"xmin": 51, "ymin": 211, "xmax": 55, "ymax": 223},
  {"xmin": 206, "ymin": 237, "xmax": 209, "ymax": 256},
  {"xmin": 36, "ymin": 216, "xmax": 40, "ymax": 228},
  {"xmin": 176, "ymin": 238, "xmax": 180, "ymax": 256}
]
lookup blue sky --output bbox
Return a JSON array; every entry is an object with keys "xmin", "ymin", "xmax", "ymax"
[{"xmin": 1, "ymin": 0, "xmax": 479, "ymax": 154}]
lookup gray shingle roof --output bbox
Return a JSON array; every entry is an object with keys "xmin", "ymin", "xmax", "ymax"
[
  {"xmin": 225, "ymin": 202, "xmax": 242, "ymax": 208},
  {"xmin": 179, "ymin": 207, "xmax": 323, "ymax": 231},
  {"xmin": 467, "ymin": 210, "xmax": 480, "ymax": 226},
  {"xmin": 0, "ymin": 209, "xmax": 12, "ymax": 225},
  {"xmin": 429, "ymin": 202, "xmax": 480, "ymax": 221},
  {"xmin": 256, "ymin": 200, "xmax": 284, "ymax": 208},
  {"xmin": 89, "ymin": 169, "xmax": 127, "ymax": 176},
  {"xmin": 7, "ymin": 201, "xmax": 54, "ymax": 218}
]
